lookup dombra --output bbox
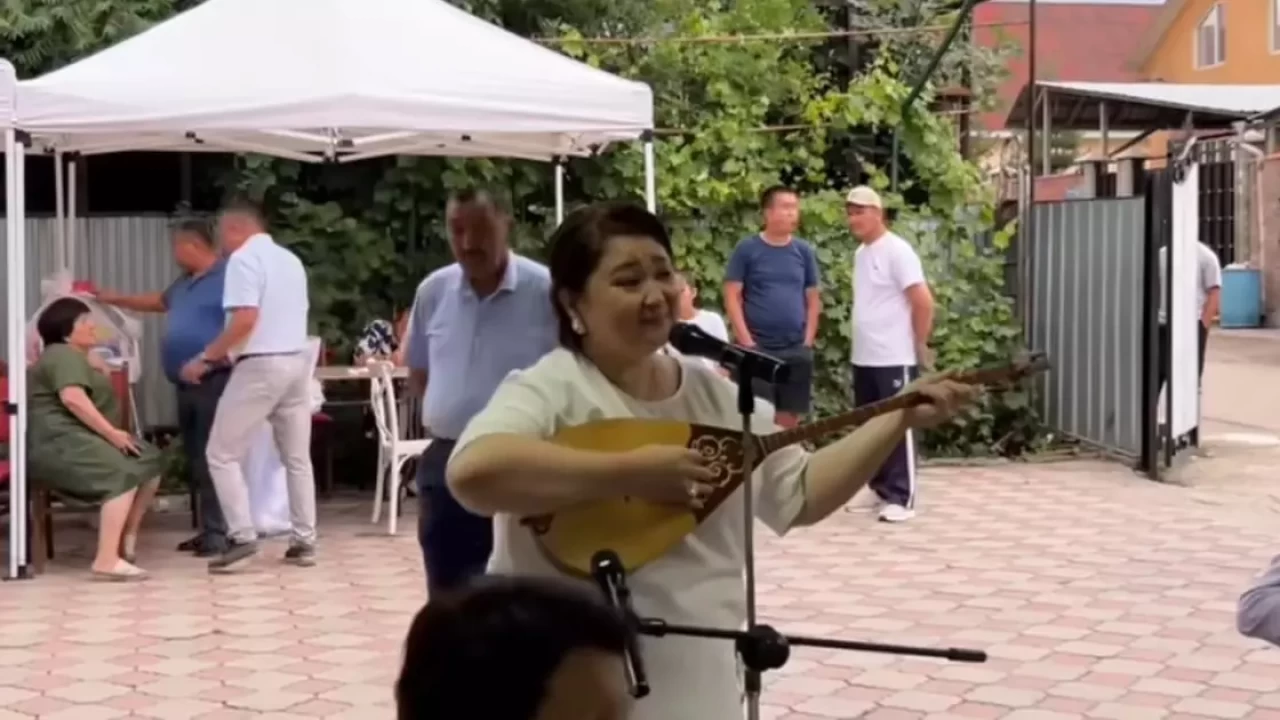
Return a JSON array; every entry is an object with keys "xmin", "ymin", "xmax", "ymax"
[{"xmin": 522, "ymin": 353, "xmax": 1051, "ymax": 577}]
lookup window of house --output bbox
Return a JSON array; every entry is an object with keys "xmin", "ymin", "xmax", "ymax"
[
  {"xmin": 1195, "ymin": 3, "xmax": 1226, "ymax": 69},
  {"xmin": 1273, "ymin": 0, "xmax": 1280, "ymax": 53}
]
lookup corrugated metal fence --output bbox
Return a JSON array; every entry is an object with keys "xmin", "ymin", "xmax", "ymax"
[
  {"xmin": 1027, "ymin": 199, "xmax": 1147, "ymax": 457},
  {"xmin": 1, "ymin": 216, "xmax": 180, "ymax": 428}
]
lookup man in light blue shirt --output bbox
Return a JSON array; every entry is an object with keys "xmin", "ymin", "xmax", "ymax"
[
  {"xmin": 183, "ymin": 198, "xmax": 317, "ymax": 575},
  {"xmin": 405, "ymin": 189, "xmax": 557, "ymax": 593}
]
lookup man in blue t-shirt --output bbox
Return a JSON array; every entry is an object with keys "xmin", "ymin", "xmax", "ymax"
[
  {"xmin": 98, "ymin": 219, "xmax": 230, "ymax": 556},
  {"xmin": 723, "ymin": 186, "xmax": 822, "ymax": 428}
]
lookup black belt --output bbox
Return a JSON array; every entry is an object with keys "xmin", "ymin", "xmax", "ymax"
[
  {"xmin": 181, "ymin": 366, "xmax": 231, "ymax": 384},
  {"xmin": 236, "ymin": 350, "xmax": 304, "ymax": 364}
]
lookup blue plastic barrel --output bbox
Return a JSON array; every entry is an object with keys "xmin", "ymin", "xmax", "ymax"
[{"xmin": 1220, "ymin": 267, "xmax": 1263, "ymax": 329}]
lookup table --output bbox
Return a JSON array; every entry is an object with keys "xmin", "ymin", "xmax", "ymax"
[
  {"xmin": 313, "ymin": 364, "xmax": 425, "ymax": 440},
  {"xmin": 315, "ymin": 365, "xmax": 411, "ymax": 382}
]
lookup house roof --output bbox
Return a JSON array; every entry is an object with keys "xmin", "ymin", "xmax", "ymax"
[
  {"xmin": 1133, "ymin": 0, "xmax": 1193, "ymax": 73},
  {"xmin": 973, "ymin": 1, "xmax": 1164, "ymax": 131}
]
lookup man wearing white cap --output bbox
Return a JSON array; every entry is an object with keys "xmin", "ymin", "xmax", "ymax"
[{"xmin": 846, "ymin": 186, "xmax": 934, "ymax": 523}]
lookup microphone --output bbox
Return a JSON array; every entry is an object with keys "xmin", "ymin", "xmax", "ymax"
[
  {"xmin": 668, "ymin": 323, "xmax": 790, "ymax": 385},
  {"xmin": 591, "ymin": 550, "xmax": 650, "ymax": 699}
]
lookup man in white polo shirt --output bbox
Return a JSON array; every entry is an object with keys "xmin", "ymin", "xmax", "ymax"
[
  {"xmin": 847, "ymin": 186, "xmax": 935, "ymax": 523},
  {"xmin": 182, "ymin": 198, "xmax": 317, "ymax": 573}
]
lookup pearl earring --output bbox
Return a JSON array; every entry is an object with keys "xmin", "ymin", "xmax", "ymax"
[{"xmin": 570, "ymin": 315, "xmax": 585, "ymax": 334}]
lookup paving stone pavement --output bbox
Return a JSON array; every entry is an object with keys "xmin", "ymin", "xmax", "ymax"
[{"xmin": 1, "ymin": 460, "xmax": 1277, "ymax": 719}]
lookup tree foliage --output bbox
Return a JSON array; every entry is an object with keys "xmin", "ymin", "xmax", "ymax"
[
  {"xmin": 0, "ymin": 0, "xmax": 177, "ymax": 76},
  {"xmin": 1, "ymin": 0, "xmax": 1042, "ymax": 456},
  {"xmin": 847, "ymin": 0, "xmax": 1012, "ymax": 111}
]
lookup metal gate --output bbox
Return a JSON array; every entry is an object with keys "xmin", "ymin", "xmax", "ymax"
[
  {"xmin": 1172, "ymin": 138, "xmax": 1259, "ymax": 269},
  {"xmin": 1025, "ymin": 197, "xmax": 1154, "ymax": 461},
  {"xmin": 1195, "ymin": 141, "xmax": 1236, "ymax": 266}
]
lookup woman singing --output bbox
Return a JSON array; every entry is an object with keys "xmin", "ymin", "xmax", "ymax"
[{"xmin": 446, "ymin": 202, "xmax": 977, "ymax": 719}]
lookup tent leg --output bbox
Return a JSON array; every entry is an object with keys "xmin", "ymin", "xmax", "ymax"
[
  {"xmin": 5, "ymin": 129, "xmax": 31, "ymax": 581},
  {"xmin": 54, "ymin": 151, "xmax": 65, "ymax": 270},
  {"xmin": 67, "ymin": 155, "xmax": 78, "ymax": 276},
  {"xmin": 642, "ymin": 131, "xmax": 656, "ymax": 213},
  {"xmin": 554, "ymin": 157, "xmax": 565, "ymax": 225}
]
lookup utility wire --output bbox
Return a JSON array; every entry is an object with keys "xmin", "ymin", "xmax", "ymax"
[
  {"xmin": 534, "ymin": 20, "xmax": 1027, "ymax": 47},
  {"xmin": 652, "ymin": 107, "xmax": 977, "ymax": 136}
]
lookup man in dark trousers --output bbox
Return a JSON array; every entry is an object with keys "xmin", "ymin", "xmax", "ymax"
[
  {"xmin": 404, "ymin": 190, "xmax": 557, "ymax": 594},
  {"xmin": 98, "ymin": 219, "xmax": 231, "ymax": 555},
  {"xmin": 846, "ymin": 186, "xmax": 935, "ymax": 523},
  {"xmin": 723, "ymin": 186, "xmax": 822, "ymax": 428}
]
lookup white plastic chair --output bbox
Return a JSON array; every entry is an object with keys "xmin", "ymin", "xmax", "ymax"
[{"xmin": 369, "ymin": 361, "xmax": 430, "ymax": 535}]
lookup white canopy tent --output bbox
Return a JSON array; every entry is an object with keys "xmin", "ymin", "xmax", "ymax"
[
  {"xmin": 4, "ymin": 0, "xmax": 656, "ymax": 579},
  {"xmin": 2, "ymin": 59, "xmax": 31, "ymax": 580},
  {"xmin": 19, "ymin": 0, "xmax": 654, "ymax": 161}
]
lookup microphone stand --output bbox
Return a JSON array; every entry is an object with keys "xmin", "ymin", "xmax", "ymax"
[
  {"xmin": 591, "ymin": 551, "xmax": 651, "ymax": 699},
  {"xmin": 591, "ymin": 549, "xmax": 986, "ymax": 710},
  {"xmin": 735, "ymin": 352, "xmax": 769, "ymax": 720},
  {"xmin": 591, "ymin": 351, "xmax": 988, "ymax": 717}
]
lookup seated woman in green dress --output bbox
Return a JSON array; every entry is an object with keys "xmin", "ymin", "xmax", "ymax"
[{"xmin": 28, "ymin": 298, "xmax": 165, "ymax": 581}]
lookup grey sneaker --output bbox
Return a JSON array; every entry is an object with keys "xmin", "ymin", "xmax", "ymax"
[
  {"xmin": 284, "ymin": 542, "xmax": 317, "ymax": 567},
  {"xmin": 208, "ymin": 541, "xmax": 259, "ymax": 574}
]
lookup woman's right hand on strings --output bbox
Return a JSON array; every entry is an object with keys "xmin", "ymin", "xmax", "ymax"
[
  {"xmin": 106, "ymin": 428, "xmax": 141, "ymax": 456},
  {"xmin": 620, "ymin": 445, "xmax": 718, "ymax": 507}
]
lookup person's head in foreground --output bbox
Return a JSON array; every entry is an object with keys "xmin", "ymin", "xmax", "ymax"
[
  {"xmin": 396, "ymin": 575, "xmax": 634, "ymax": 720},
  {"xmin": 38, "ymin": 298, "xmax": 97, "ymax": 350},
  {"xmin": 550, "ymin": 201, "xmax": 679, "ymax": 364},
  {"xmin": 845, "ymin": 185, "xmax": 887, "ymax": 243}
]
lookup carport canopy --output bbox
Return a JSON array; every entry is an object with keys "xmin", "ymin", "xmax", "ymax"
[{"xmin": 1007, "ymin": 81, "xmax": 1280, "ymax": 132}]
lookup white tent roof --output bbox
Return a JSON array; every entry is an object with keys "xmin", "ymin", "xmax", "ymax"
[
  {"xmin": 0, "ymin": 60, "xmax": 14, "ymax": 129},
  {"xmin": 1008, "ymin": 81, "xmax": 1280, "ymax": 130},
  {"xmin": 17, "ymin": 0, "xmax": 654, "ymax": 161}
]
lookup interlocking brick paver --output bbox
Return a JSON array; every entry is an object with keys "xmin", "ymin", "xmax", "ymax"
[{"xmin": 0, "ymin": 459, "xmax": 1277, "ymax": 718}]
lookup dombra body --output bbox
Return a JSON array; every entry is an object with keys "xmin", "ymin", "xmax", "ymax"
[{"xmin": 523, "ymin": 353, "xmax": 1050, "ymax": 577}]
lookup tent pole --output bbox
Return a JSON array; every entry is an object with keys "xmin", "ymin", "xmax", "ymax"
[
  {"xmin": 642, "ymin": 131, "xmax": 656, "ymax": 213},
  {"xmin": 554, "ymin": 157, "xmax": 565, "ymax": 225},
  {"xmin": 5, "ymin": 129, "xmax": 30, "ymax": 580},
  {"xmin": 67, "ymin": 155, "xmax": 78, "ymax": 277},
  {"xmin": 5, "ymin": 127, "xmax": 20, "ymax": 580},
  {"xmin": 15, "ymin": 135, "xmax": 28, "ymax": 576},
  {"xmin": 54, "ymin": 151, "xmax": 66, "ymax": 270}
]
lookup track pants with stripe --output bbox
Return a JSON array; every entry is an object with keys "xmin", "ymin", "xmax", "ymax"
[{"xmin": 850, "ymin": 364, "xmax": 919, "ymax": 508}]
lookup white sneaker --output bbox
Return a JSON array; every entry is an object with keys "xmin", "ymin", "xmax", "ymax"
[
  {"xmin": 845, "ymin": 487, "xmax": 881, "ymax": 512},
  {"xmin": 878, "ymin": 504, "xmax": 915, "ymax": 523}
]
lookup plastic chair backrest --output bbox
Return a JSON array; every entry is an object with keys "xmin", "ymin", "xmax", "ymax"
[{"xmin": 368, "ymin": 362, "xmax": 401, "ymax": 447}]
